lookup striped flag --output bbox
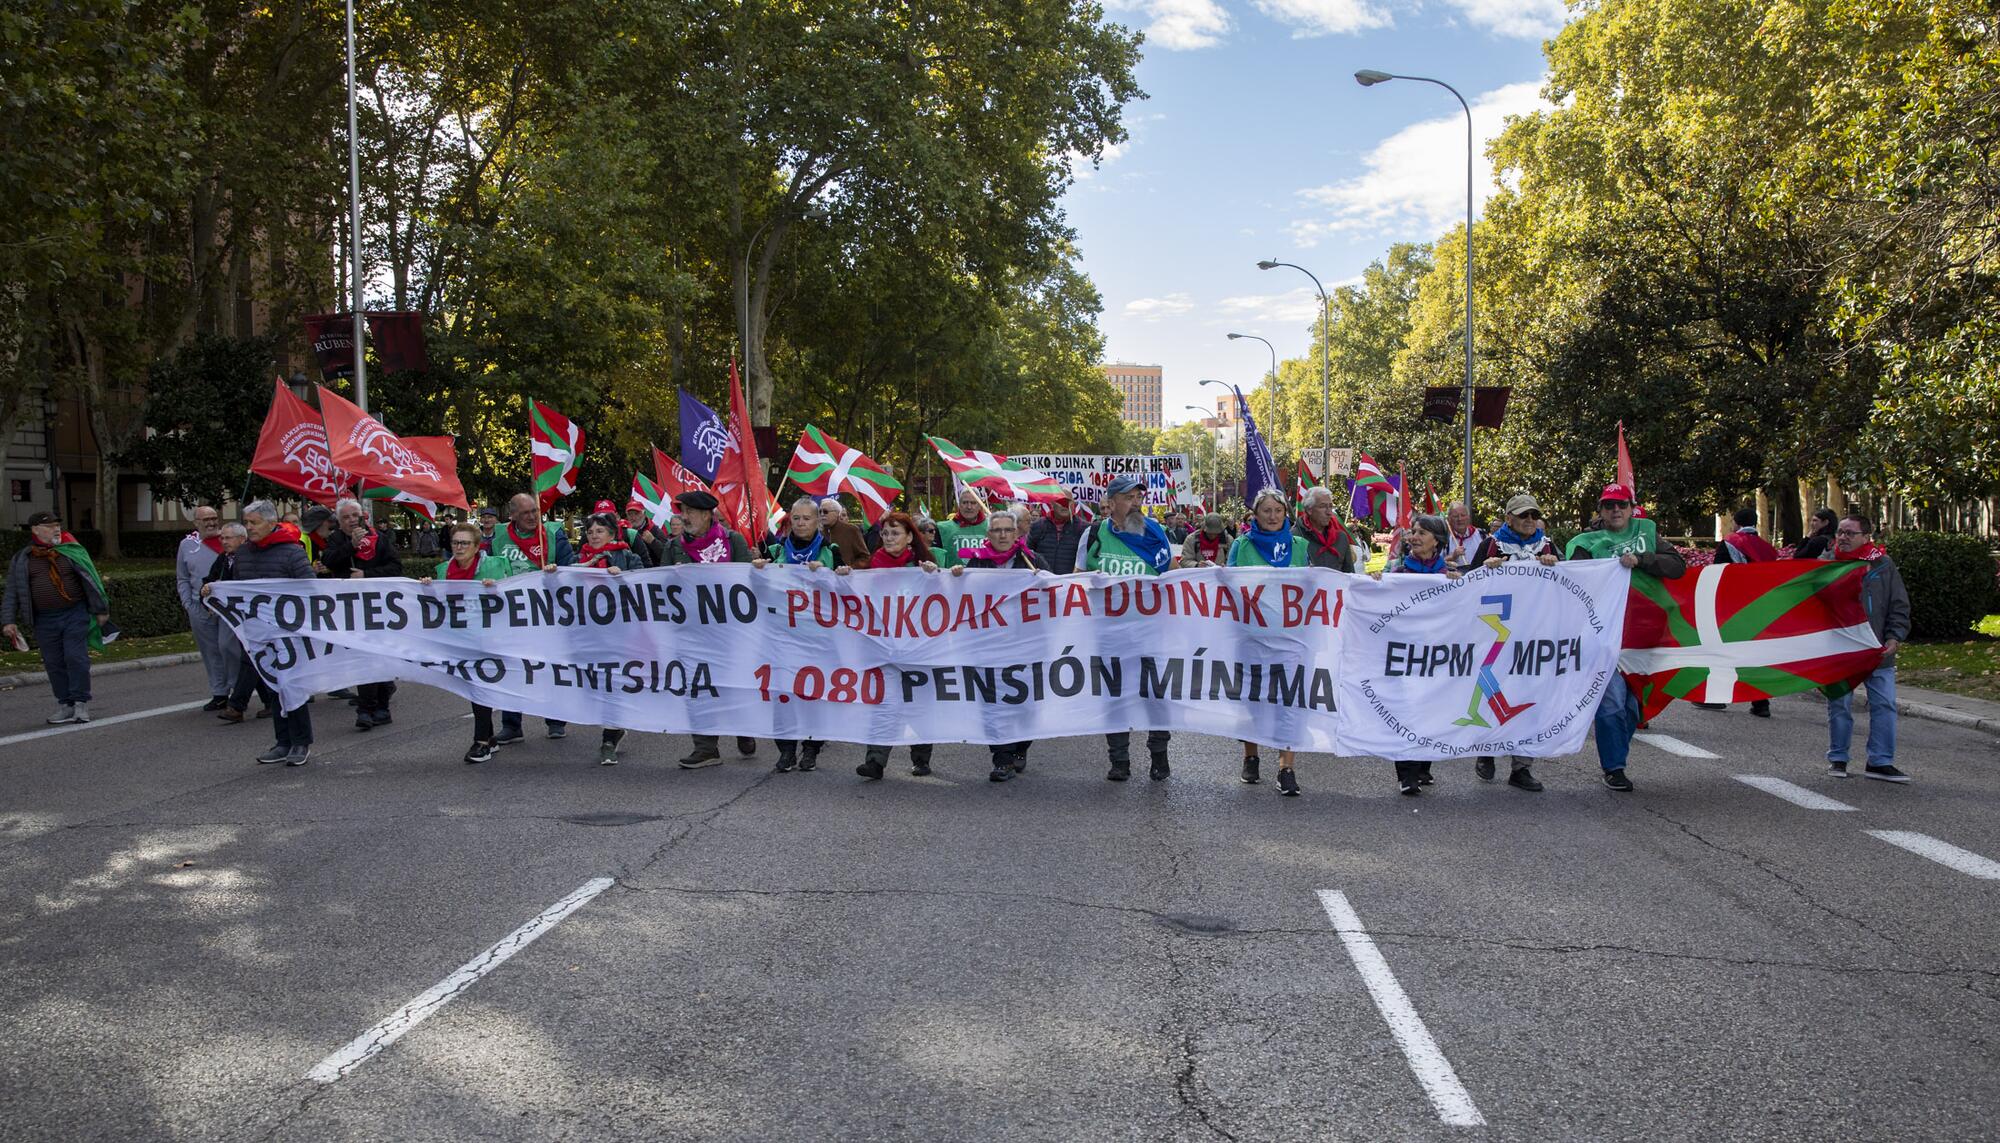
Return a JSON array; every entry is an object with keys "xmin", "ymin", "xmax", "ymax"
[
  {"xmin": 631, "ymin": 472, "xmax": 673, "ymax": 528},
  {"xmin": 1348, "ymin": 453, "xmax": 1397, "ymax": 526},
  {"xmin": 529, "ymin": 401, "xmax": 584, "ymax": 514},
  {"xmin": 786, "ymin": 426, "xmax": 903, "ymax": 525},
  {"xmin": 925, "ymin": 436, "xmax": 1068, "ymax": 502},
  {"xmin": 1619, "ymin": 560, "xmax": 1885, "ymax": 719},
  {"xmin": 1293, "ymin": 456, "xmax": 1323, "ymax": 506}
]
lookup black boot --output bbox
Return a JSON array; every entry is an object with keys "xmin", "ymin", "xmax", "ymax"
[
  {"xmin": 856, "ymin": 747, "xmax": 886, "ymax": 780},
  {"xmin": 1106, "ymin": 754, "xmax": 1130, "ymax": 782},
  {"xmin": 1149, "ymin": 750, "xmax": 1171, "ymax": 781},
  {"xmin": 1474, "ymin": 755, "xmax": 1496, "ymax": 781},
  {"xmin": 1507, "ymin": 759, "xmax": 1543, "ymax": 792},
  {"xmin": 910, "ymin": 745, "xmax": 933, "ymax": 777},
  {"xmin": 798, "ymin": 742, "xmax": 820, "ymax": 772},
  {"xmin": 774, "ymin": 742, "xmax": 797, "ymax": 773},
  {"xmin": 1241, "ymin": 754, "xmax": 1261, "ymax": 784}
]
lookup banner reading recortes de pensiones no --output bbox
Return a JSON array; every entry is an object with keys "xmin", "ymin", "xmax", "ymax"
[{"xmin": 207, "ymin": 562, "xmax": 1631, "ymax": 757}]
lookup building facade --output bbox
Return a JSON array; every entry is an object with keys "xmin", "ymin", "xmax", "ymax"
[{"xmin": 1100, "ymin": 362, "xmax": 1162, "ymax": 431}]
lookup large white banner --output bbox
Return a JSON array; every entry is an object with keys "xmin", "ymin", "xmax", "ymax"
[
  {"xmin": 209, "ymin": 562, "xmax": 1630, "ymax": 757},
  {"xmin": 1334, "ymin": 561, "xmax": 1630, "ymax": 759}
]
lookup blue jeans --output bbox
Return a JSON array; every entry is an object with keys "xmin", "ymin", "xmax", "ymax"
[
  {"xmin": 1592, "ymin": 671, "xmax": 1637, "ymax": 773},
  {"xmin": 1827, "ymin": 665, "xmax": 1897, "ymax": 767},
  {"xmin": 33, "ymin": 605, "xmax": 92, "ymax": 705}
]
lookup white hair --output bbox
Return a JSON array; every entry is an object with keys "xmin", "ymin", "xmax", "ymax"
[
  {"xmin": 1251, "ymin": 487, "xmax": 1289, "ymax": 513},
  {"xmin": 334, "ymin": 497, "xmax": 364, "ymax": 516},
  {"xmin": 1300, "ymin": 485, "xmax": 1335, "ymax": 511},
  {"xmin": 242, "ymin": 499, "xmax": 279, "ymax": 522},
  {"xmin": 220, "ymin": 521, "xmax": 248, "ymax": 537},
  {"xmin": 819, "ymin": 499, "xmax": 847, "ymax": 520}
]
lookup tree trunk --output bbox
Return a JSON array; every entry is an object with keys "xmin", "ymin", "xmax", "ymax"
[{"xmin": 79, "ymin": 341, "xmax": 122, "ymax": 558}]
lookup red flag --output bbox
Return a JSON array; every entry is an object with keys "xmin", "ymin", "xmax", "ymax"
[
  {"xmin": 1423, "ymin": 481, "xmax": 1439, "ymax": 516},
  {"xmin": 714, "ymin": 361, "xmax": 780, "ymax": 538},
  {"xmin": 652, "ymin": 446, "xmax": 716, "ymax": 503},
  {"xmin": 1396, "ymin": 462, "xmax": 1412, "ymax": 530},
  {"xmin": 1615, "ymin": 421, "xmax": 1648, "ymax": 518},
  {"xmin": 317, "ymin": 386, "xmax": 471, "ymax": 510},
  {"xmin": 250, "ymin": 380, "xmax": 355, "ymax": 507}
]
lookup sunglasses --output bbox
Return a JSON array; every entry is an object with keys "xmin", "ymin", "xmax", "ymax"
[
  {"xmin": 1515, "ymin": 510, "xmax": 1542, "ymax": 520},
  {"xmin": 1599, "ymin": 500, "xmax": 1630, "ymax": 509}
]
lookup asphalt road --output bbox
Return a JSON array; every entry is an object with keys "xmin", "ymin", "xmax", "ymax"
[{"xmin": 2, "ymin": 663, "xmax": 1995, "ymax": 1142}]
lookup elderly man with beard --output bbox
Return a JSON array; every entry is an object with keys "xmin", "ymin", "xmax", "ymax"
[
  {"xmin": 663, "ymin": 489, "xmax": 757, "ymax": 766},
  {"xmin": 1080, "ymin": 474, "xmax": 1178, "ymax": 782},
  {"xmin": 176, "ymin": 505, "xmax": 233, "ymax": 709},
  {"xmin": 1028, "ymin": 492, "xmax": 1089, "ymax": 574}
]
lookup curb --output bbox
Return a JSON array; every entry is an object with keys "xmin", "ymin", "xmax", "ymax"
[
  {"xmin": 0, "ymin": 651, "xmax": 204, "ymax": 691},
  {"xmin": 1793, "ymin": 689, "xmax": 2000, "ymax": 739}
]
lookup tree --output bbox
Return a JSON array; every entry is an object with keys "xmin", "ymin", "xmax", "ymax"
[{"xmin": 123, "ymin": 337, "xmax": 279, "ymax": 507}]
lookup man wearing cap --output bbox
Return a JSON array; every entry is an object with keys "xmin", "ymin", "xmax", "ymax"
[
  {"xmin": 1466, "ymin": 493, "xmax": 1561, "ymax": 791},
  {"xmin": 1565, "ymin": 483, "xmax": 1686, "ymax": 792},
  {"xmin": 1080, "ymin": 473, "xmax": 1178, "ymax": 781},
  {"xmin": 299, "ymin": 504, "xmax": 336, "ymax": 573},
  {"xmin": 623, "ymin": 500, "xmax": 667, "ymax": 567},
  {"xmin": 2, "ymin": 511, "xmax": 111, "ymax": 725},
  {"xmin": 661, "ymin": 489, "xmax": 757, "ymax": 765},
  {"xmin": 476, "ymin": 505, "xmax": 501, "ymax": 551}
]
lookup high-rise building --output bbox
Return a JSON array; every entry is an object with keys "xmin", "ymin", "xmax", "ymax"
[{"xmin": 1100, "ymin": 362, "xmax": 1162, "ymax": 430}]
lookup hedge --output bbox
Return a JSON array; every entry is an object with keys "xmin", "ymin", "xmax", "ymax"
[
  {"xmin": 1884, "ymin": 531, "xmax": 2000, "ymax": 640},
  {"xmin": 0, "ymin": 529, "xmax": 195, "ymax": 562}
]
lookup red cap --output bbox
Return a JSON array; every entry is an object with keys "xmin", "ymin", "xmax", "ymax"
[
  {"xmin": 624, "ymin": 498, "xmax": 643, "ymax": 512},
  {"xmin": 592, "ymin": 499, "xmax": 618, "ymax": 515},
  {"xmin": 1599, "ymin": 483, "xmax": 1634, "ymax": 503}
]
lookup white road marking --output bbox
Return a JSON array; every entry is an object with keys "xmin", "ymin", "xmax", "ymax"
[
  {"xmin": 1634, "ymin": 732, "xmax": 1720, "ymax": 759},
  {"xmin": 0, "ymin": 701, "xmax": 209, "ymax": 749},
  {"xmin": 1733, "ymin": 775, "xmax": 1856, "ymax": 812},
  {"xmin": 1316, "ymin": 890, "xmax": 1485, "ymax": 1127},
  {"xmin": 1866, "ymin": 832, "xmax": 2000, "ymax": 881},
  {"xmin": 307, "ymin": 876, "xmax": 616, "ymax": 1083}
]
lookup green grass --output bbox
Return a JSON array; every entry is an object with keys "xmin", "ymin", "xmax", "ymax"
[
  {"xmin": 93, "ymin": 557, "xmax": 177, "ymax": 575},
  {"xmin": 1898, "ymin": 615, "xmax": 2000, "ymax": 704},
  {"xmin": 0, "ymin": 631, "xmax": 196, "ymax": 674}
]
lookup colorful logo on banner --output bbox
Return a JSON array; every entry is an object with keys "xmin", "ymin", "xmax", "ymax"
[{"xmin": 1454, "ymin": 594, "xmax": 1536, "ymax": 727}]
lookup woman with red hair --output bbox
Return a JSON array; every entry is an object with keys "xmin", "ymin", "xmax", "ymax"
[{"xmin": 835, "ymin": 511, "xmax": 943, "ymax": 779}]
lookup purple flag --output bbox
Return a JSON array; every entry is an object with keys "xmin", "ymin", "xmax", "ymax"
[
  {"xmin": 1235, "ymin": 387, "xmax": 1281, "ymax": 502},
  {"xmin": 1349, "ymin": 473, "xmax": 1401, "ymax": 524},
  {"xmin": 678, "ymin": 387, "xmax": 731, "ymax": 484}
]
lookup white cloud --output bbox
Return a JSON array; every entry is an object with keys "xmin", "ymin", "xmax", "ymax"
[
  {"xmin": 1253, "ymin": 0, "xmax": 1391, "ymax": 37},
  {"xmin": 1123, "ymin": 293, "xmax": 1197, "ymax": 321},
  {"xmin": 1288, "ymin": 79, "xmax": 1549, "ymax": 244},
  {"xmin": 1065, "ymin": 137, "xmax": 1130, "ymax": 182},
  {"xmin": 1108, "ymin": 0, "xmax": 1232, "ymax": 51},
  {"xmin": 1436, "ymin": 0, "xmax": 1571, "ymax": 39},
  {"xmin": 1214, "ymin": 287, "xmax": 1326, "ymax": 326}
]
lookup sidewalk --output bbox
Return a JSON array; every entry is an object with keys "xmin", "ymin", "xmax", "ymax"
[{"xmin": 3, "ymin": 650, "xmax": 1997, "ymax": 740}]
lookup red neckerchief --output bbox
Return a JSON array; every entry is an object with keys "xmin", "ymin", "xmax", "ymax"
[
  {"xmin": 193, "ymin": 530, "xmax": 224, "ymax": 554},
  {"xmin": 445, "ymin": 557, "xmax": 480, "ymax": 581},
  {"xmin": 507, "ymin": 522, "xmax": 546, "ymax": 565},
  {"xmin": 255, "ymin": 522, "xmax": 303, "ymax": 548},
  {"xmin": 951, "ymin": 510, "xmax": 985, "ymax": 528},
  {"xmin": 869, "ymin": 545, "xmax": 918, "ymax": 569},
  {"xmin": 353, "ymin": 530, "xmax": 379, "ymax": 561},
  {"xmin": 1297, "ymin": 513, "xmax": 1345, "ymax": 553},
  {"xmin": 1837, "ymin": 541, "xmax": 1886, "ymax": 562},
  {"xmin": 1195, "ymin": 532, "xmax": 1225, "ymax": 562},
  {"xmin": 577, "ymin": 540, "xmax": 629, "ymax": 568}
]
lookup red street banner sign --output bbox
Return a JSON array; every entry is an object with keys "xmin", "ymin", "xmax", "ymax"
[
  {"xmin": 249, "ymin": 380, "xmax": 355, "ymax": 507},
  {"xmin": 1420, "ymin": 386, "xmax": 1512, "ymax": 428},
  {"xmin": 364, "ymin": 311, "xmax": 429, "ymax": 375}
]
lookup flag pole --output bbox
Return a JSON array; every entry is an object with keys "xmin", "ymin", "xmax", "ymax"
[{"xmin": 345, "ymin": 0, "xmax": 367, "ymax": 412}]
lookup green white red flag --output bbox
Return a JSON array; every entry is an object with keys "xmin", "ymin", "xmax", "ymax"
[
  {"xmin": 1293, "ymin": 456, "xmax": 1322, "ymax": 506},
  {"xmin": 925, "ymin": 436, "xmax": 1067, "ymax": 502},
  {"xmin": 529, "ymin": 401, "xmax": 584, "ymax": 514},
  {"xmin": 1349, "ymin": 452, "xmax": 1395, "ymax": 526},
  {"xmin": 1620, "ymin": 560, "xmax": 1884, "ymax": 719},
  {"xmin": 631, "ymin": 472, "xmax": 673, "ymax": 528},
  {"xmin": 786, "ymin": 425, "xmax": 902, "ymax": 525}
]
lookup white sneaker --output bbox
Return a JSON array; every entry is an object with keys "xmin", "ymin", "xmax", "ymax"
[
  {"xmin": 45, "ymin": 704, "xmax": 74, "ymax": 725},
  {"xmin": 70, "ymin": 702, "xmax": 89, "ymax": 724}
]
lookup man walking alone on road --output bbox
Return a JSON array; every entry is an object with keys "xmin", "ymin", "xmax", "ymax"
[{"xmin": 2, "ymin": 512, "xmax": 111, "ymax": 725}]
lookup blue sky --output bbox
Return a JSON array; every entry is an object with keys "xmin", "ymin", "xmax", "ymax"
[{"xmin": 1063, "ymin": 0, "xmax": 1567, "ymax": 424}]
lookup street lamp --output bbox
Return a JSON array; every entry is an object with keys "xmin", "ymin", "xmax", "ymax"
[
  {"xmin": 1357, "ymin": 67, "xmax": 1474, "ymax": 510},
  {"xmin": 1226, "ymin": 332, "xmax": 1280, "ymax": 461},
  {"xmin": 1255, "ymin": 260, "xmax": 1330, "ymax": 469},
  {"xmin": 1197, "ymin": 378, "xmax": 1234, "ymax": 503},
  {"xmin": 1183, "ymin": 404, "xmax": 1216, "ymax": 506}
]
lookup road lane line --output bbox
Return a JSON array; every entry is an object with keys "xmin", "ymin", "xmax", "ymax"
[
  {"xmin": 1634, "ymin": 732, "xmax": 1719, "ymax": 759},
  {"xmin": 307, "ymin": 876, "xmax": 616, "ymax": 1083},
  {"xmin": 1865, "ymin": 832, "xmax": 2000, "ymax": 881},
  {"xmin": 1316, "ymin": 890, "xmax": 1485, "ymax": 1127},
  {"xmin": 1733, "ymin": 775, "xmax": 1856, "ymax": 812},
  {"xmin": 0, "ymin": 701, "xmax": 209, "ymax": 750}
]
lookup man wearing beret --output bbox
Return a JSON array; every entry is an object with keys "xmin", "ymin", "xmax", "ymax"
[{"xmin": 662, "ymin": 489, "xmax": 757, "ymax": 765}]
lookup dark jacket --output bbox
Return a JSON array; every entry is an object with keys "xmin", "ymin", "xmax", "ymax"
[
  {"xmin": 1856, "ymin": 553, "xmax": 1913, "ymax": 667},
  {"xmin": 1028, "ymin": 515, "xmax": 1088, "ymax": 575},
  {"xmin": 315, "ymin": 527, "xmax": 352, "ymax": 577},
  {"xmin": 348, "ymin": 530, "xmax": 405, "ymax": 578},
  {"xmin": 1471, "ymin": 532, "xmax": 1556, "ymax": 564},
  {"xmin": 577, "ymin": 547, "xmax": 645, "ymax": 572},
  {"xmin": 662, "ymin": 529, "xmax": 754, "ymax": 565},
  {"xmin": 1794, "ymin": 533, "xmax": 1833, "ymax": 561},
  {"xmin": 221, "ymin": 532, "xmax": 316, "ymax": 581},
  {"xmin": 2, "ymin": 544, "xmax": 109, "ymax": 627},
  {"xmin": 825, "ymin": 520, "xmax": 872, "ymax": 570},
  {"xmin": 1293, "ymin": 517, "xmax": 1355, "ymax": 572}
]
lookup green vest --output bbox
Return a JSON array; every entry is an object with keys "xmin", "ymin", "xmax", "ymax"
[
  {"xmin": 1084, "ymin": 520, "xmax": 1167, "ymax": 577},
  {"xmin": 490, "ymin": 522, "xmax": 565, "ymax": 577},
  {"xmin": 434, "ymin": 554, "xmax": 514, "ymax": 581},
  {"xmin": 762, "ymin": 539, "xmax": 839, "ymax": 568},
  {"xmin": 932, "ymin": 517, "xmax": 988, "ymax": 568},
  {"xmin": 1565, "ymin": 518, "xmax": 1659, "ymax": 561},
  {"xmin": 1226, "ymin": 532, "xmax": 1309, "ymax": 567}
]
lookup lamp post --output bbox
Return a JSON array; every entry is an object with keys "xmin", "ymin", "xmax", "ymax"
[
  {"xmin": 1356, "ymin": 68, "xmax": 1474, "ymax": 509},
  {"xmin": 1226, "ymin": 332, "xmax": 1280, "ymax": 462},
  {"xmin": 344, "ymin": 0, "xmax": 367, "ymax": 410},
  {"xmin": 1183, "ymin": 404, "xmax": 1215, "ymax": 506},
  {"xmin": 1254, "ymin": 260, "xmax": 1329, "ymax": 470},
  {"xmin": 1197, "ymin": 378, "xmax": 1238, "ymax": 503}
]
